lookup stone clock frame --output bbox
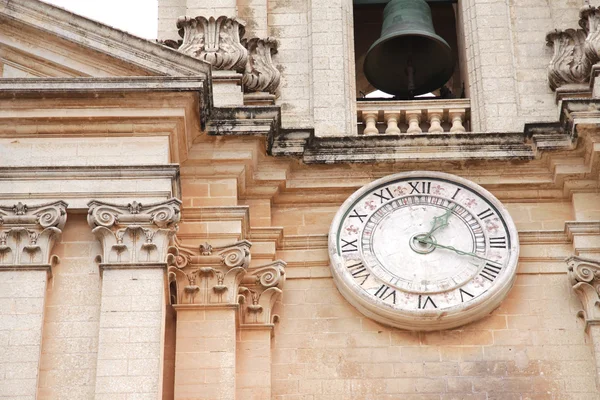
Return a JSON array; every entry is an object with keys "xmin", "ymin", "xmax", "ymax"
[{"xmin": 328, "ymin": 171, "xmax": 520, "ymax": 331}]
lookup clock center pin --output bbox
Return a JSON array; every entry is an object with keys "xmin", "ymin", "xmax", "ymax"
[{"xmin": 410, "ymin": 233, "xmax": 437, "ymax": 254}]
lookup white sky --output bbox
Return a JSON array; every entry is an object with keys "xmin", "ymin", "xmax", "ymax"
[{"xmin": 41, "ymin": 0, "xmax": 158, "ymax": 40}]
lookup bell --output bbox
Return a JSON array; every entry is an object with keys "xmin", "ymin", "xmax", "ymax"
[{"xmin": 363, "ymin": 0, "xmax": 454, "ymax": 98}]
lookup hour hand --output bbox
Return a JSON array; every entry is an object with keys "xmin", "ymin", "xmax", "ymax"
[{"xmin": 425, "ymin": 204, "xmax": 456, "ymax": 237}]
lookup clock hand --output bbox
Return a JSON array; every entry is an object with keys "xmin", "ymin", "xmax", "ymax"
[
  {"xmin": 416, "ymin": 237, "xmax": 496, "ymax": 263},
  {"xmin": 424, "ymin": 204, "xmax": 456, "ymax": 238}
]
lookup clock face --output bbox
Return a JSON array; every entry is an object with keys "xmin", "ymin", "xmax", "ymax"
[{"xmin": 329, "ymin": 171, "xmax": 519, "ymax": 331}]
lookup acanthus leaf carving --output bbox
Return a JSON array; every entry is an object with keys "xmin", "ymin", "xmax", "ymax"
[
  {"xmin": 167, "ymin": 239, "xmax": 251, "ymax": 306},
  {"xmin": 0, "ymin": 201, "xmax": 67, "ymax": 268},
  {"xmin": 546, "ymin": 28, "xmax": 591, "ymax": 91},
  {"xmin": 238, "ymin": 260, "xmax": 286, "ymax": 328},
  {"xmin": 580, "ymin": 6, "xmax": 600, "ymax": 68},
  {"xmin": 242, "ymin": 37, "xmax": 281, "ymax": 95},
  {"xmin": 567, "ymin": 255, "xmax": 600, "ymax": 329},
  {"xmin": 87, "ymin": 199, "xmax": 181, "ymax": 265},
  {"xmin": 176, "ymin": 16, "xmax": 248, "ymax": 72}
]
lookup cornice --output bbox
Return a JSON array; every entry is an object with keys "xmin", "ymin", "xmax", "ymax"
[
  {"xmin": 0, "ymin": 165, "xmax": 180, "ymax": 211},
  {"xmin": 565, "ymin": 221, "xmax": 600, "ymax": 240}
]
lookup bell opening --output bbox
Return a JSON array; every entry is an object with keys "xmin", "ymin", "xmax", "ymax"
[{"xmin": 354, "ymin": 0, "xmax": 463, "ymax": 100}]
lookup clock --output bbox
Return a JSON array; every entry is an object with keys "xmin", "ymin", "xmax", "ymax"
[{"xmin": 328, "ymin": 171, "xmax": 519, "ymax": 331}]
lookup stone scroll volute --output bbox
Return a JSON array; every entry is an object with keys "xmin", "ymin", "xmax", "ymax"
[
  {"xmin": 242, "ymin": 37, "xmax": 281, "ymax": 95},
  {"xmin": 167, "ymin": 240, "xmax": 251, "ymax": 306},
  {"xmin": 567, "ymin": 255, "xmax": 600, "ymax": 328},
  {"xmin": 87, "ymin": 199, "xmax": 181, "ymax": 265},
  {"xmin": 545, "ymin": 6, "xmax": 600, "ymax": 91},
  {"xmin": 238, "ymin": 260, "xmax": 286, "ymax": 328},
  {"xmin": 0, "ymin": 201, "xmax": 67, "ymax": 268},
  {"xmin": 177, "ymin": 16, "xmax": 248, "ymax": 72}
]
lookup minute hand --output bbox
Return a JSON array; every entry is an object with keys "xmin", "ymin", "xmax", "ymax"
[{"xmin": 418, "ymin": 238, "xmax": 496, "ymax": 263}]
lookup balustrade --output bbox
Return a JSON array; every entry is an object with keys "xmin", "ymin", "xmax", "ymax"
[{"xmin": 357, "ymin": 99, "xmax": 470, "ymax": 135}]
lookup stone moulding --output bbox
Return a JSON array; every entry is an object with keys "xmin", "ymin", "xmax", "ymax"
[
  {"xmin": 87, "ymin": 199, "xmax": 181, "ymax": 265},
  {"xmin": 167, "ymin": 240, "xmax": 252, "ymax": 306},
  {"xmin": 239, "ymin": 260, "xmax": 286, "ymax": 329},
  {"xmin": 567, "ymin": 255, "xmax": 600, "ymax": 330},
  {"xmin": 0, "ymin": 201, "xmax": 67, "ymax": 272},
  {"xmin": 177, "ymin": 16, "xmax": 248, "ymax": 72},
  {"xmin": 546, "ymin": 6, "xmax": 600, "ymax": 91},
  {"xmin": 242, "ymin": 37, "xmax": 281, "ymax": 95}
]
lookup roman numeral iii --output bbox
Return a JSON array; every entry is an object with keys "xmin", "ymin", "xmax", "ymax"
[{"xmin": 489, "ymin": 236, "xmax": 507, "ymax": 248}]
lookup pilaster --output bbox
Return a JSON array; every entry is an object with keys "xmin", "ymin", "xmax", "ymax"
[
  {"xmin": 0, "ymin": 201, "xmax": 67, "ymax": 400},
  {"xmin": 88, "ymin": 199, "xmax": 181, "ymax": 400},
  {"xmin": 567, "ymin": 256, "xmax": 600, "ymax": 389},
  {"xmin": 168, "ymin": 240, "xmax": 251, "ymax": 400},
  {"xmin": 237, "ymin": 260, "xmax": 286, "ymax": 400}
]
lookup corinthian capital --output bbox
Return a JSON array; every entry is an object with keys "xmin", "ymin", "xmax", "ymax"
[
  {"xmin": 87, "ymin": 199, "xmax": 181, "ymax": 265},
  {"xmin": 0, "ymin": 201, "xmax": 67, "ymax": 269},
  {"xmin": 567, "ymin": 255, "xmax": 600, "ymax": 329},
  {"xmin": 177, "ymin": 16, "xmax": 248, "ymax": 72},
  {"xmin": 239, "ymin": 260, "xmax": 286, "ymax": 329},
  {"xmin": 242, "ymin": 37, "xmax": 281, "ymax": 95},
  {"xmin": 167, "ymin": 240, "xmax": 251, "ymax": 306}
]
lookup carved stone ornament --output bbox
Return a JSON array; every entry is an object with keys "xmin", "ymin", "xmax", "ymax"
[
  {"xmin": 546, "ymin": 6, "xmax": 600, "ymax": 91},
  {"xmin": 167, "ymin": 240, "xmax": 251, "ymax": 306},
  {"xmin": 546, "ymin": 28, "xmax": 591, "ymax": 91},
  {"xmin": 239, "ymin": 260, "xmax": 286, "ymax": 328},
  {"xmin": 567, "ymin": 255, "xmax": 600, "ymax": 329},
  {"xmin": 0, "ymin": 201, "xmax": 67, "ymax": 269},
  {"xmin": 242, "ymin": 37, "xmax": 281, "ymax": 95},
  {"xmin": 177, "ymin": 16, "xmax": 248, "ymax": 72},
  {"xmin": 87, "ymin": 199, "xmax": 181, "ymax": 265},
  {"xmin": 580, "ymin": 6, "xmax": 600, "ymax": 68}
]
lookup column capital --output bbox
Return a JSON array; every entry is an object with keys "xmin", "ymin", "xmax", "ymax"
[
  {"xmin": 567, "ymin": 255, "xmax": 600, "ymax": 330},
  {"xmin": 87, "ymin": 199, "xmax": 181, "ymax": 266},
  {"xmin": 239, "ymin": 260, "xmax": 286, "ymax": 331},
  {"xmin": 0, "ymin": 201, "xmax": 67, "ymax": 271},
  {"xmin": 167, "ymin": 240, "xmax": 251, "ymax": 307}
]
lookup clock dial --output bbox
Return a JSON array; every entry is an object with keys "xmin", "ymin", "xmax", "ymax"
[{"xmin": 329, "ymin": 172, "xmax": 519, "ymax": 331}]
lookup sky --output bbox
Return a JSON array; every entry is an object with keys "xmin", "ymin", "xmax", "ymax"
[{"xmin": 41, "ymin": 0, "xmax": 158, "ymax": 40}]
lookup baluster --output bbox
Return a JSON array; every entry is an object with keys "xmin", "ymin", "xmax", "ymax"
[
  {"xmin": 406, "ymin": 111, "xmax": 422, "ymax": 134},
  {"xmin": 449, "ymin": 109, "xmax": 466, "ymax": 133},
  {"xmin": 384, "ymin": 112, "xmax": 401, "ymax": 134},
  {"xmin": 427, "ymin": 109, "xmax": 444, "ymax": 133},
  {"xmin": 363, "ymin": 112, "xmax": 379, "ymax": 135}
]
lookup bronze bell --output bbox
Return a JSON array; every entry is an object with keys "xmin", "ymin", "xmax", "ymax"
[{"xmin": 363, "ymin": 0, "xmax": 454, "ymax": 98}]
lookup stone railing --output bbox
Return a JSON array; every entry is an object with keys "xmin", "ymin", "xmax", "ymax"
[{"xmin": 357, "ymin": 99, "xmax": 470, "ymax": 135}]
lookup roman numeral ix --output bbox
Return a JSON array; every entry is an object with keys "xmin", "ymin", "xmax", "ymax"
[{"xmin": 341, "ymin": 238, "xmax": 358, "ymax": 253}]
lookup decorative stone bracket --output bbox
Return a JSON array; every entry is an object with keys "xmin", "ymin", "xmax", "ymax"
[
  {"xmin": 546, "ymin": 6, "xmax": 600, "ymax": 91},
  {"xmin": 162, "ymin": 16, "xmax": 281, "ymax": 95},
  {"xmin": 0, "ymin": 201, "xmax": 67, "ymax": 272},
  {"xmin": 567, "ymin": 255, "xmax": 600, "ymax": 329},
  {"xmin": 239, "ymin": 260, "xmax": 286, "ymax": 330},
  {"xmin": 87, "ymin": 199, "xmax": 181, "ymax": 265}
]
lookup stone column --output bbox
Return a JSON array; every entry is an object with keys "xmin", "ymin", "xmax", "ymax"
[
  {"xmin": 0, "ymin": 201, "xmax": 67, "ymax": 400},
  {"xmin": 167, "ymin": 241, "xmax": 251, "ymax": 400},
  {"xmin": 88, "ymin": 199, "xmax": 181, "ymax": 400},
  {"xmin": 236, "ymin": 260, "xmax": 286, "ymax": 400},
  {"xmin": 567, "ymin": 256, "xmax": 600, "ymax": 388}
]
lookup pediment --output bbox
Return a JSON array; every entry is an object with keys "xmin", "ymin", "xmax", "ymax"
[{"xmin": 0, "ymin": 0, "xmax": 210, "ymax": 78}]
